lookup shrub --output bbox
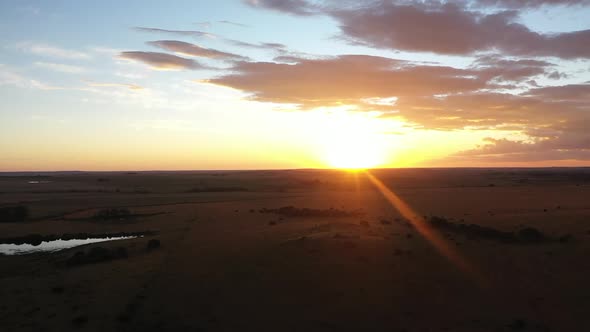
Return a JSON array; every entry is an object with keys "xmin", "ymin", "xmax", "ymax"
[
  {"xmin": 147, "ymin": 239, "xmax": 161, "ymax": 250},
  {"xmin": 0, "ymin": 205, "xmax": 29, "ymax": 222},
  {"xmin": 93, "ymin": 208, "xmax": 131, "ymax": 220}
]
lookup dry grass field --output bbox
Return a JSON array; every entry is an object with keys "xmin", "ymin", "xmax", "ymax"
[{"xmin": 1, "ymin": 168, "xmax": 590, "ymax": 331}]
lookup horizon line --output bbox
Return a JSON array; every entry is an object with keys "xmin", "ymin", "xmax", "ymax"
[{"xmin": 2, "ymin": 165, "xmax": 590, "ymax": 174}]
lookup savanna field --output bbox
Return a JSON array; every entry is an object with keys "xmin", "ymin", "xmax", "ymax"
[
  {"xmin": 2, "ymin": 169, "xmax": 590, "ymax": 331},
  {"xmin": 2, "ymin": 1, "xmax": 590, "ymax": 331}
]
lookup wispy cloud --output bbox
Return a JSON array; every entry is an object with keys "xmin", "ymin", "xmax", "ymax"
[
  {"xmin": 226, "ymin": 39, "xmax": 287, "ymax": 51},
  {"xmin": 148, "ymin": 40, "xmax": 248, "ymax": 61},
  {"xmin": 118, "ymin": 51, "xmax": 205, "ymax": 70},
  {"xmin": 16, "ymin": 42, "xmax": 91, "ymax": 60},
  {"xmin": 194, "ymin": 21, "xmax": 212, "ymax": 29},
  {"xmin": 133, "ymin": 27, "xmax": 215, "ymax": 39},
  {"xmin": 243, "ymin": 0, "xmax": 318, "ymax": 16},
  {"xmin": 218, "ymin": 20, "xmax": 249, "ymax": 28},
  {"xmin": 85, "ymin": 82, "xmax": 144, "ymax": 90},
  {"xmin": 16, "ymin": 5, "xmax": 40, "ymax": 16},
  {"xmin": 0, "ymin": 64, "xmax": 65, "ymax": 90},
  {"xmin": 33, "ymin": 61, "xmax": 87, "ymax": 74}
]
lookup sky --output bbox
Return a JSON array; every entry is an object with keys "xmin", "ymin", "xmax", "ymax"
[{"xmin": 0, "ymin": 0, "xmax": 589, "ymax": 171}]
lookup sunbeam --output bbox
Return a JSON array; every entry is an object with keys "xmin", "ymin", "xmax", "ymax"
[{"xmin": 365, "ymin": 171, "xmax": 487, "ymax": 287}]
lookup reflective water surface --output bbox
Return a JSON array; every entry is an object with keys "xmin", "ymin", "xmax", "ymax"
[{"xmin": 0, "ymin": 236, "xmax": 136, "ymax": 255}]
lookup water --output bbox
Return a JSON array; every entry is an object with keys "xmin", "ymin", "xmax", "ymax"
[{"xmin": 0, "ymin": 236, "xmax": 136, "ymax": 256}]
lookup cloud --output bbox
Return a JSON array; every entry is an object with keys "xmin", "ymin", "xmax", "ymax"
[
  {"xmin": 207, "ymin": 46, "xmax": 590, "ymax": 162},
  {"xmin": 243, "ymin": 0, "xmax": 318, "ymax": 15},
  {"xmin": 16, "ymin": 42, "xmax": 91, "ymax": 59},
  {"xmin": 395, "ymin": 85, "xmax": 590, "ymax": 130},
  {"xmin": 194, "ymin": 21, "xmax": 212, "ymax": 29},
  {"xmin": 118, "ymin": 51, "xmax": 204, "ymax": 70},
  {"xmin": 133, "ymin": 27, "xmax": 215, "ymax": 38},
  {"xmin": 473, "ymin": 55, "xmax": 555, "ymax": 81},
  {"xmin": 226, "ymin": 39, "xmax": 287, "ymax": 51},
  {"xmin": 16, "ymin": 5, "xmax": 41, "ymax": 15},
  {"xmin": 33, "ymin": 62, "xmax": 87, "ymax": 74},
  {"xmin": 0, "ymin": 64, "xmax": 65, "ymax": 90},
  {"xmin": 453, "ymin": 135, "xmax": 590, "ymax": 162},
  {"xmin": 147, "ymin": 40, "xmax": 248, "ymax": 60},
  {"xmin": 245, "ymin": 1, "xmax": 590, "ymax": 59},
  {"xmin": 474, "ymin": 0, "xmax": 590, "ymax": 8},
  {"xmin": 524, "ymin": 84, "xmax": 590, "ymax": 101},
  {"xmin": 86, "ymin": 82, "xmax": 144, "ymax": 90},
  {"xmin": 332, "ymin": 3, "xmax": 590, "ymax": 59},
  {"xmin": 208, "ymin": 55, "xmax": 489, "ymax": 108},
  {"xmin": 218, "ymin": 20, "xmax": 249, "ymax": 28}
]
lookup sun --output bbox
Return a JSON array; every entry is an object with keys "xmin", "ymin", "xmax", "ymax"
[
  {"xmin": 318, "ymin": 114, "xmax": 388, "ymax": 170},
  {"xmin": 324, "ymin": 135, "xmax": 385, "ymax": 169}
]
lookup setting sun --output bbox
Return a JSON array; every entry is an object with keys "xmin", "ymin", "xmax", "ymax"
[
  {"xmin": 323, "ymin": 134, "xmax": 385, "ymax": 169},
  {"xmin": 317, "ymin": 112, "xmax": 388, "ymax": 169}
]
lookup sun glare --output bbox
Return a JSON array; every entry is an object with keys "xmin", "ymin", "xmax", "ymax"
[
  {"xmin": 318, "ymin": 112, "xmax": 388, "ymax": 170},
  {"xmin": 324, "ymin": 135, "xmax": 384, "ymax": 169}
]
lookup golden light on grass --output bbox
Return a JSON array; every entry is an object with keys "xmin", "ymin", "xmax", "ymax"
[{"xmin": 365, "ymin": 171, "xmax": 487, "ymax": 286}]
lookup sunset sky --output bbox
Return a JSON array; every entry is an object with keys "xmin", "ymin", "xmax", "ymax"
[{"xmin": 1, "ymin": 0, "xmax": 589, "ymax": 171}]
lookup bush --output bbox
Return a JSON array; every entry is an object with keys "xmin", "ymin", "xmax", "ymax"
[
  {"xmin": 147, "ymin": 239, "xmax": 161, "ymax": 250},
  {"xmin": 93, "ymin": 208, "xmax": 131, "ymax": 220},
  {"xmin": 0, "ymin": 205, "xmax": 29, "ymax": 222},
  {"xmin": 66, "ymin": 246, "xmax": 128, "ymax": 267},
  {"xmin": 518, "ymin": 227, "xmax": 546, "ymax": 243}
]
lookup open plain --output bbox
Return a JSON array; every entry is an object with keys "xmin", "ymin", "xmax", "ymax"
[{"xmin": 1, "ymin": 168, "xmax": 590, "ymax": 331}]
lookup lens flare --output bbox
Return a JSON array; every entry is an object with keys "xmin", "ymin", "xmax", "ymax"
[{"xmin": 365, "ymin": 171, "xmax": 487, "ymax": 286}]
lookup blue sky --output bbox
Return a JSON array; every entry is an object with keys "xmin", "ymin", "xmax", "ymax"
[{"xmin": 1, "ymin": 0, "xmax": 589, "ymax": 170}]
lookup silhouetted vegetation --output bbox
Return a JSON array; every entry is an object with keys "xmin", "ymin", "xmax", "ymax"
[
  {"xmin": 93, "ymin": 208, "xmax": 131, "ymax": 220},
  {"xmin": 66, "ymin": 246, "xmax": 128, "ymax": 267},
  {"xmin": 427, "ymin": 216, "xmax": 555, "ymax": 244},
  {"xmin": 147, "ymin": 239, "xmax": 160, "ymax": 250},
  {"xmin": 187, "ymin": 186, "xmax": 248, "ymax": 193},
  {"xmin": 517, "ymin": 227, "xmax": 546, "ymax": 242},
  {"xmin": 0, "ymin": 205, "xmax": 29, "ymax": 222},
  {"xmin": 259, "ymin": 206, "xmax": 364, "ymax": 218}
]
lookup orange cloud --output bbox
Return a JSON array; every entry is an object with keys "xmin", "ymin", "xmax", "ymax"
[
  {"xmin": 119, "ymin": 51, "xmax": 204, "ymax": 70},
  {"xmin": 209, "ymin": 55, "xmax": 489, "ymax": 107},
  {"xmin": 148, "ymin": 40, "xmax": 247, "ymax": 61}
]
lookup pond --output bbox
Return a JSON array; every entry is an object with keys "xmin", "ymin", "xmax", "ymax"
[{"xmin": 0, "ymin": 236, "xmax": 137, "ymax": 256}]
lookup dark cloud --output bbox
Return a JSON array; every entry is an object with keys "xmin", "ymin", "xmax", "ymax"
[
  {"xmin": 474, "ymin": 55, "xmax": 555, "ymax": 81},
  {"xmin": 147, "ymin": 40, "xmax": 248, "ymax": 61},
  {"xmin": 133, "ymin": 27, "xmax": 214, "ymax": 38},
  {"xmin": 226, "ymin": 39, "xmax": 287, "ymax": 51},
  {"xmin": 333, "ymin": 3, "xmax": 590, "ymax": 58},
  {"xmin": 475, "ymin": 0, "xmax": 590, "ymax": 8},
  {"xmin": 524, "ymin": 84, "xmax": 590, "ymax": 101},
  {"xmin": 243, "ymin": 0, "xmax": 318, "ymax": 16},
  {"xmin": 119, "ymin": 51, "xmax": 204, "ymax": 70},
  {"xmin": 453, "ymin": 135, "xmax": 590, "ymax": 162},
  {"xmin": 245, "ymin": 1, "xmax": 590, "ymax": 59}
]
